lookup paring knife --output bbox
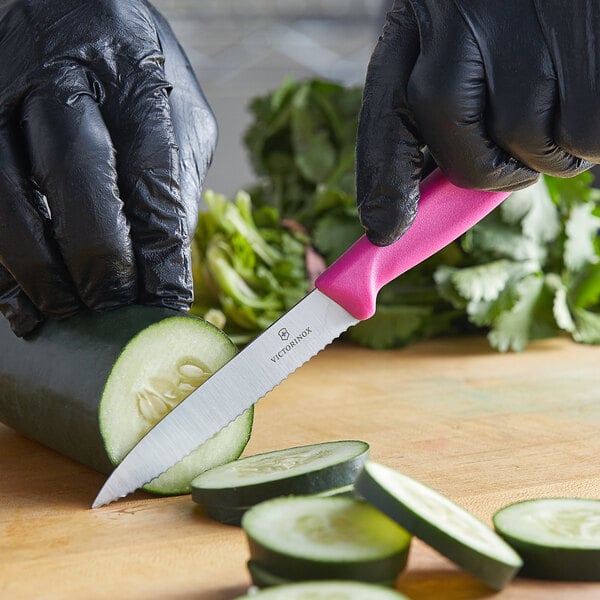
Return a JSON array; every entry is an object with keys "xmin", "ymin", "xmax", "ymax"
[{"xmin": 92, "ymin": 169, "xmax": 510, "ymax": 508}]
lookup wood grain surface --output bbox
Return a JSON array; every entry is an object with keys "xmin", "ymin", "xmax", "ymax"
[{"xmin": 1, "ymin": 336, "xmax": 599, "ymax": 599}]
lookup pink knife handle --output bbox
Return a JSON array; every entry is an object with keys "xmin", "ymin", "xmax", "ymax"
[{"xmin": 315, "ymin": 169, "xmax": 510, "ymax": 320}]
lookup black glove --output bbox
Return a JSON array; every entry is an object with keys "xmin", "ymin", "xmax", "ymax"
[
  {"xmin": 357, "ymin": 0, "xmax": 596, "ymax": 246},
  {"xmin": 0, "ymin": 0, "xmax": 217, "ymax": 336}
]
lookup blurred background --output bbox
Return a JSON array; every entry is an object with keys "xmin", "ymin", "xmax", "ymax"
[{"xmin": 153, "ymin": 0, "xmax": 388, "ymax": 197}]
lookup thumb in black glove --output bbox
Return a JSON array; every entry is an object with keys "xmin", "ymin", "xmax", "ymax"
[
  {"xmin": 0, "ymin": 0, "xmax": 217, "ymax": 336},
  {"xmin": 357, "ymin": 0, "xmax": 594, "ymax": 246}
]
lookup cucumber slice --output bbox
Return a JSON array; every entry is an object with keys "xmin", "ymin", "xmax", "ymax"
[
  {"xmin": 0, "ymin": 306, "xmax": 253, "ymax": 495},
  {"xmin": 241, "ymin": 495, "xmax": 411, "ymax": 583},
  {"xmin": 191, "ymin": 440, "xmax": 369, "ymax": 507},
  {"xmin": 355, "ymin": 461, "xmax": 522, "ymax": 590},
  {"xmin": 205, "ymin": 484, "xmax": 357, "ymax": 527},
  {"xmin": 233, "ymin": 581, "xmax": 411, "ymax": 600},
  {"xmin": 247, "ymin": 560, "xmax": 291, "ymax": 587},
  {"xmin": 493, "ymin": 498, "xmax": 600, "ymax": 581},
  {"xmin": 246, "ymin": 560, "xmax": 398, "ymax": 589},
  {"xmin": 312, "ymin": 483, "xmax": 355, "ymax": 498},
  {"xmin": 205, "ymin": 504, "xmax": 248, "ymax": 527}
]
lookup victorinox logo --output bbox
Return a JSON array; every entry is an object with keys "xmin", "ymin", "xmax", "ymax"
[{"xmin": 271, "ymin": 326, "xmax": 312, "ymax": 363}]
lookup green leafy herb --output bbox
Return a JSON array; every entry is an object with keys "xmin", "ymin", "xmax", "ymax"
[
  {"xmin": 438, "ymin": 178, "xmax": 600, "ymax": 350},
  {"xmin": 191, "ymin": 190, "xmax": 311, "ymax": 344},
  {"xmin": 244, "ymin": 77, "xmax": 362, "ymax": 247}
]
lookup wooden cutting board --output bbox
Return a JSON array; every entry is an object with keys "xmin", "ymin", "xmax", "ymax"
[{"xmin": 1, "ymin": 336, "xmax": 599, "ymax": 599}]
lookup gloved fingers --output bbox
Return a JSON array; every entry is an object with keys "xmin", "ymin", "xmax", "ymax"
[
  {"xmin": 534, "ymin": 0, "xmax": 600, "ymax": 163},
  {"xmin": 101, "ymin": 55, "xmax": 193, "ymax": 310},
  {"xmin": 0, "ymin": 265, "xmax": 43, "ymax": 337},
  {"xmin": 147, "ymin": 1, "xmax": 218, "ymax": 234},
  {"xmin": 355, "ymin": 0, "xmax": 424, "ymax": 246},
  {"xmin": 490, "ymin": 82, "xmax": 591, "ymax": 177},
  {"xmin": 20, "ymin": 69, "xmax": 138, "ymax": 311},
  {"xmin": 408, "ymin": 0, "xmax": 539, "ymax": 192},
  {"xmin": 0, "ymin": 123, "xmax": 81, "ymax": 321},
  {"xmin": 454, "ymin": 0, "xmax": 591, "ymax": 177}
]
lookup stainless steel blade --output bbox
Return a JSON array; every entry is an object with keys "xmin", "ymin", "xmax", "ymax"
[{"xmin": 92, "ymin": 290, "xmax": 358, "ymax": 508}]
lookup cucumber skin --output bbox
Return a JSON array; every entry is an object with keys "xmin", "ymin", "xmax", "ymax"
[
  {"xmin": 191, "ymin": 443, "xmax": 369, "ymax": 507},
  {"xmin": 205, "ymin": 485, "xmax": 358, "ymax": 527},
  {"xmin": 0, "ymin": 306, "xmax": 227, "ymax": 474},
  {"xmin": 247, "ymin": 537, "xmax": 408, "ymax": 584},
  {"xmin": 246, "ymin": 560, "xmax": 397, "ymax": 590},
  {"xmin": 494, "ymin": 530, "xmax": 599, "ymax": 581},
  {"xmin": 247, "ymin": 560, "xmax": 291, "ymax": 587},
  {"xmin": 206, "ymin": 504, "xmax": 248, "ymax": 526},
  {"xmin": 355, "ymin": 468, "xmax": 520, "ymax": 591}
]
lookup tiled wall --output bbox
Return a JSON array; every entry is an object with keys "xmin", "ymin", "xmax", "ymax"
[{"xmin": 154, "ymin": 0, "xmax": 385, "ymax": 196}]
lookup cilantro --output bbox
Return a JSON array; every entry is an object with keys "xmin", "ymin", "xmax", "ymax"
[
  {"xmin": 243, "ymin": 78, "xmax": 362, "ymax": 235},
  {"xmin": 564, "ymin": 203, "xmax": 600, "ymax": 272},
  {"xmin": 191, "ymin": 190, "xmax": 310, "ymax": 344},
  {"xmin": 487, "ymin": 274, "xmax": 545, "ymax": 352},
  {"xmin": 347, "ymin": 305, "xmax": 436, "ymax": 350},
  {"xmin": 438, "ymin": 176, "xmax": 600, "ymax": 351}
]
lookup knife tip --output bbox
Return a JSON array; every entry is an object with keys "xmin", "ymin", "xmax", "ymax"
[
  {"xmin": 91, "ymin": 476, "xmax": 128, "ymax": 509},
  {"xmin": 91, "ymin": 489, "xmax": 112, "ymax": 509}
]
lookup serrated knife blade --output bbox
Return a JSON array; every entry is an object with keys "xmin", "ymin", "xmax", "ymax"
[{"xmin": 92, "ymin": 170, "xmax": 510, "ymax": 508}]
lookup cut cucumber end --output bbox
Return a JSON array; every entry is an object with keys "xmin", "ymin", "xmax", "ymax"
[
  {"xmin": 233, "ymin": 581, "xmax": 412, "ymax": 600},
  {"xmin": 493, "ymin": 497, "xmax": 600, "ymax": 581},
  {"xmin": 191, "ymin": 440, "xmax": 369, "ymax": 507},
  {"xmin": 355, "ymin": 461, "xmax": 522, "ymax": 591},
  {"xmin": 242, "ymin": 495, "xmax": 411, "ymax": 583},
  {"xmin": 99, "ymin": 314, "xmax": 252, "ymax": 495}
]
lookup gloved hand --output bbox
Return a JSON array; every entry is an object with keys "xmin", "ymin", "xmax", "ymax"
[
  {"xmin": 357, "ymin": 0, "xmax": 596, "ymax": 246},
  {"xmin": 0, "ymin": 0, "xmax": 217, "ymax": 336}
]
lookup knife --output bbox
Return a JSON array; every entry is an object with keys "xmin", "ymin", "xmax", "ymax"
[{"xmin": 92, "ymin": 169, "xmax": 509, "ymax": 508}]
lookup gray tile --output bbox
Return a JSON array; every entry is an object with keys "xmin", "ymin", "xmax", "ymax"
[
  {"xmin": 154, "ymin": 0, "xmax": 384, "ymax": 19},
  {"xmin": 154, "ymin": 0, "xmax": 383, "ymax": 196}
]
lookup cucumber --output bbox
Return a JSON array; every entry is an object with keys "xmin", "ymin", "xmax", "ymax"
[
  {"xmin": 204, "ymin": 484, "xmax": 357, "ymax": 527},
  {"xmin": 205, "ymin": 504, "xmax": 248, "ymax": 527},
  {"xmin": 191, "ymin": 440, "xmax": 369, "ymax": 507},
  {"xmin": 0, "ymin": 306, "xmax": 253, "ymax": 495},
  {"xmin": 355, "ymin": 461, "xmax": 522, "ymax": 591},
  {"xmin": 311, "ymin": 483, "xmax": 355, "ymax": 499},
  {"xmin": 493, "ymin": 497, "xmax": 600, "ymax": 581},
  {"xmin": 247, "ymin": 559, "xmax": 292, "ymax": 587},
  {"xmin": 241, "ymin": 495, "xmax": 411, "ymax": 583},
  {"xmin": 233, "ymin": 581, "xmax": 411, "ymax": 600},
  {"xmin": 246, "ymin": 560, "xmax": 397, "ymax": 589}
]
